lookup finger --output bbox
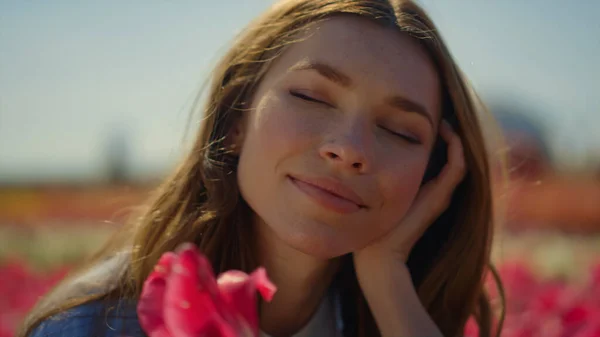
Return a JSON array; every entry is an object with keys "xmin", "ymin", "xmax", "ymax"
[
  {"xmin": 436, "ymin": 120, "xmax": 467, "ymax": 192},
  {"xmin": 404, "ymin": 120, "xmax": 467, "ymax": 224}
]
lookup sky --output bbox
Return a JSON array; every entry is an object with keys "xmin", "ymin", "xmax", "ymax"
[{"xmin": 1, "ymin": 0, "xmax": 599, "ymax": 183}]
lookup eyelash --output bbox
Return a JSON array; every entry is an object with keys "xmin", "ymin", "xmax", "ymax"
[
  {"xmin": 289, "ymin": 90, "xmax": 421, "ymax": 145},
  {"xmin": 289, "ymin": 90, "xmax": 331, "ymax": 106},
  {"xmin": 381, "ymin": 127, "xmax": 421, "ymax": 144}
]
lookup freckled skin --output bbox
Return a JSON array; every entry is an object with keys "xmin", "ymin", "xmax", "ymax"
[{"xmin": 236, "ymin": 16, "xmax": 442, "ymax": 258}]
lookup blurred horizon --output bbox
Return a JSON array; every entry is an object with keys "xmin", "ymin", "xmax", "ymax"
[{"xmin": 1, "ymin": 0, "xmax": 599, "ymax": 185}]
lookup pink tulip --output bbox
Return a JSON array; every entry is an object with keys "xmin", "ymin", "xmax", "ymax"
[
  {"xmin": 498, "ymin": 261, "xmax": 539, "ymax": 313},
  {"xmin": 463, "ymin": 317, "xmax": 479, "ymax": 337},
  {"xmin": 137, "ymin": 243, "xmax": 277, "ymax": 337},
  {"xmin": 562, "ymin": 303, "xmax": 595, "ymax": 328},
  {"xmin": 0, "ymin": 258, "xmax": 69, "ymax": 337},
  {"xmin": 572, "ymin": 322, "xmax": 600, "ymax": 337},
  {"xmin": 530, "ymin": 282, "xmax": 571, "ymax": 315}
]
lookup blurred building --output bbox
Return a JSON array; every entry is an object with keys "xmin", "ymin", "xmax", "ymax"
[
  {"xmin": 491, "ymin": 100, "xmax": 551, "ymax": 180},
  {"xmin": 490, "ymin": 99, "xmax": 600, "ymax": 233}
]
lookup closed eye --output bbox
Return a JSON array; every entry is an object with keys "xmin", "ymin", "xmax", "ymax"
[
  {"xmin": 380, "ymin": 126, "xmax": 422, "ymax": 145},
  {"xmin": 289, "ymin": 90, "xmax": 333, "ymax": 107}
]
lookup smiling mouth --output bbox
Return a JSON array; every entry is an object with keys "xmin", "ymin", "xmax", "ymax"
[{"xmin": 287, "ymin": 175, "xmax": 364, "ymax": 214}]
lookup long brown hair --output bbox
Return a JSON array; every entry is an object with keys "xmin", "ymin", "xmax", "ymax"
[{"xmin": 20, "ymin": 1, "xmax": 505, "ymax": 336}]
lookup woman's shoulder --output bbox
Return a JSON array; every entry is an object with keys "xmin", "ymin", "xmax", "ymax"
[{"xmin": 27, "ymin": 299, "xmax": 143, "ymax": 337}]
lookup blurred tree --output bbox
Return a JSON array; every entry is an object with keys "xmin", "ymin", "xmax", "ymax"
[{"xmin": 104, "ymin": 125, "xmax": 130, "ymax": 184}]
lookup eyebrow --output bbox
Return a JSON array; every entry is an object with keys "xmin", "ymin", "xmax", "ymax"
[
  {"xmin": 385, "ymin": 96, "xmax": 434, "ymax": 128},
  {"xmin": 289, "ymin": 61, "xmax": 352, "ymax": 88},
  {"xmin": 289, "ymin": 61, "xmax": 434, "ymax": 128}
]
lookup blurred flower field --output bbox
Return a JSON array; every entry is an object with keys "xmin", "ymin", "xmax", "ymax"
[
  {"xmin": 1, "ymin": 225, "xmax": 599, "ymax": 337},
  {"xmin": 0, "ymin": 224, "xmax": 114, "ymax": 337}
]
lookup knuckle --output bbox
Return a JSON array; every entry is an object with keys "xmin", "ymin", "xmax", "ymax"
[
  {"xmin": 435, "ymin": 195, "xmax": 452, "ymax": 213},
  {"xmin": 442, "ymin": 195, "xmax": 452, "ymax": 210}
]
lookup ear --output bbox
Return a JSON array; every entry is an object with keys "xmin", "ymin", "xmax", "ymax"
[{"xmin": 227, "ymin": 114, "xmax": 246, "ymax": 155}]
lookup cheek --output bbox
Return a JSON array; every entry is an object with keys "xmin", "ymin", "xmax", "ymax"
[
  {"xmin": 243, "ymin": 91, "xmax": 330, "ymax": 168},
  {"xmin": 375, "ymin": 153, "xmax": 430, "ymax": 225},
  {"xmin": 237, "ymin": 92, "xmax": 323, "ymax": 213},
  {"xmin": 245, "ymin": 93, "xmax": 322, "ymax": 156}
]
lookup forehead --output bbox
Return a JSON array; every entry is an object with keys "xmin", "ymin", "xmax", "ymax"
[{"xmin": 269, "ymin": 15, "xmax": 442, "ymax": 119}]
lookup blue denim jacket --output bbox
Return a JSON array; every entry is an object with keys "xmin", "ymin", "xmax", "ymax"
[
  {"xmin": 28, "ymin": 250, "xmax": 345, "ymax": 337},
  {"xmin": 28, "ymin": 301, "xmax": 145, "ymax": 337},
  {"xmin": 27, "ymin": 294, "xmax": 346, "ymax": 337}
]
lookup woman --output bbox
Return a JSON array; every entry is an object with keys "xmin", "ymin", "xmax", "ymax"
[{"xmin": 20, "ymin": 0, "xmax": 505, "ymax": 336}]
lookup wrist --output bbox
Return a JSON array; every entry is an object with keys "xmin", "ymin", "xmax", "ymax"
[
  {"xmin": 353, "ymin": 252, "xmax": 413, "ymax": 290},
  {"xmin": 354, "ymin": 247, "xmax": 408, "ymax": 271},
  {"xmin": 352, "ymin": 252, "xmax": 442, "ymax": 337}
]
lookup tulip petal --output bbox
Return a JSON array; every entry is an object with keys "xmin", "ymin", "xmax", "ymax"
[
  {"xmin": 216, "ymin": 268, "xmax": 277, "ymax": 335},
  {"xmin": 138, "ymin": 243, "xmax": 277, "ymax": 337},
  {"xmin": 164, "ymin": 244, "xmax": 244, "ymax": 337},
  {"xmin": 137, "ymin": 252, "xmax": 177, "ymax": 337},
  {"xmin": 250, "ymin": 267, "xmax": 277, "ymax": 302}
]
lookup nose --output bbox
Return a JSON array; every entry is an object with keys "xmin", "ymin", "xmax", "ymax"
[{"xmin": 319, "ymin": 123, "xmax": 372, "ymax": 174}]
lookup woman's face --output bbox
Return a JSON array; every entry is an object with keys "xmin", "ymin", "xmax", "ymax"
[{"xmin": 236, "ymin": 15, "xmax": 442, "ymax": 258}]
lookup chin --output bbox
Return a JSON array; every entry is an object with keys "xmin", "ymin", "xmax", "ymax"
[
  {"xmin": 288, "ymin": 235, "xmax": 346, "ymax": 259},
  {"xmin": 272, "ymin": 218, "xmax": 363, "ymax": 259}
]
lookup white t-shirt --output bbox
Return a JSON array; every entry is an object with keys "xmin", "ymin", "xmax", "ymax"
[{"xmin": 259, "ymin": 293, "xmax": 343, "ymax": 337}]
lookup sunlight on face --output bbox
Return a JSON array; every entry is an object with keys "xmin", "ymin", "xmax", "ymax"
[{"xmin": 236, "ymin": 15, "xmax": 442, "ymax": 258}]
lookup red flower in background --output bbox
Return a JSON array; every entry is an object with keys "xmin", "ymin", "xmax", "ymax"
[
  {"xmin": 3, "ymin": 245, "xmax": 600, "ymax": 337},
  {"xmin": 573, "ymin": 322, "xmax": 600, "ymax": 337},
  {"xmin": 137, "ymin": 243, "xmax": 277, "ymax": 337},
  {"xmin": 497, "ymin": 261, "xmax": 538, "ymax": 313},
  {"xmin": 0, "ymin": 258, "xmax": 69, "ymax": 337},
  {"xmin": 467, "ymin": 260, "xmax": 600, "ymax": 337}
]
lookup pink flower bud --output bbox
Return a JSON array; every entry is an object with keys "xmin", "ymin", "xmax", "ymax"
[{"xmin": 137, "ymin": 243, "xmax": 277, "ymax": 337}]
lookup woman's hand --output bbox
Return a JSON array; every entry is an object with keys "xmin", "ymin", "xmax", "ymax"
[
  {"xmin": 352, "ymin": 120, "xmax": 466, "ymax": 337},
  {"xmin": 354, "ymin": 119, "xmax": 467, "ymax": 266}
]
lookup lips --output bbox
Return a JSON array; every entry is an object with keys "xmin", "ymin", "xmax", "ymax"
[{"xmin": 288, "ymin": 174, "xmax": 366, "ymax": 213}]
